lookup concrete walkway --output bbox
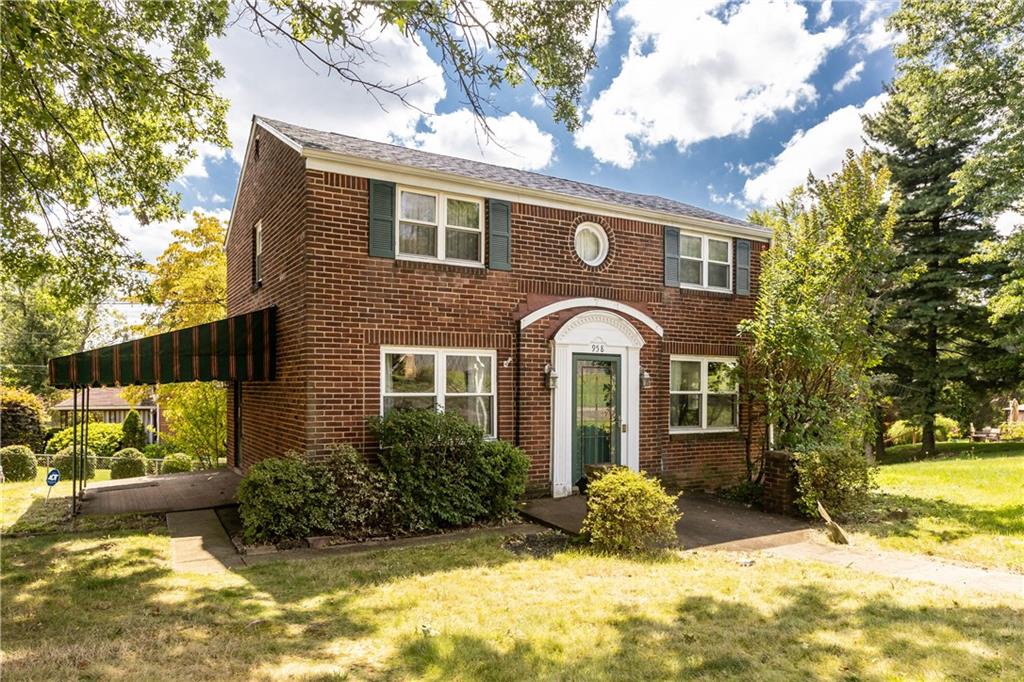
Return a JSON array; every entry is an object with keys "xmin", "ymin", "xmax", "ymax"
[
  {"xmin": 167, "ymin": 509, "xmax": 244, "ymax": 573},
  {"xmin": 81, "ymin": 469, "xmax": 241, "ymax": 516}
]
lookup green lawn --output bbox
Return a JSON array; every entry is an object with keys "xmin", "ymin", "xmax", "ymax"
[
  {"xmin": 2, "ymin": 531, "xmax": 1021, "ymax": 681},
  {"xmin": 851, "ymin": 443, "xmax": 1024, "ymax": 571}
]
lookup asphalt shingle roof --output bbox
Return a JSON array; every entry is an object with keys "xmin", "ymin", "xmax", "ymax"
[{"xmin": 257, "ymin": 116, "xmax": 766, "ymax": 233}]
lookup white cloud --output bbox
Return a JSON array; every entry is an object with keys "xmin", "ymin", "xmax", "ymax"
[
  {"xmin": 858, "ymin": 17, "xmax": 895, "ymax": 53},
  {"xmin": 833, "ymin": 61, "xmax": 865, "ymax": 92},
  {"xmin": 574, "ymin": 0, "xmax": 845, "ymax": 168},
  {"xmin": 995, "ymin": 211, "xmax": 1023, "ymax": 237},
  {"xmin": 206, "ymin": 18, "xmax": 446, "ymax": 168},
  {"xmin": 743, "ymin": 93, "xmax": 887, "ymax": 205},
  {"xmin": 408, "ymin": 110, "xmax": 554, "ymax": 170},
  {"xmin": 111, "ymin": 207, "xmax": 232, "ymax": 263},
  {"xmin": 817, "ymin": 0, "xmax": 833, "ymax": 23}
]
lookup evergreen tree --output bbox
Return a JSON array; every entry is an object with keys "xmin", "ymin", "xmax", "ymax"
[
  {"xmin": 121, "ymin": 409, "xmax": 147, "ymax": 451},
  {"xmin": 864, "ymin": 95, "xmax": 1006, "ymax": 455}
]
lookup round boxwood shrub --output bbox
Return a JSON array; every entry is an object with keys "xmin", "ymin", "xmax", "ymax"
[
  {"xmin": 143, "ymin": 442, "xmax": 171, "ymax": 459},
  {"xmin": 476, "ymin": 440, "xmax": 529, "ymax": 519},
  {"xmin": 52, "ymin": 446, "xmax": 97, "ymax": 480},
  {"xmin": 46, "ymin": 422, "xmax": 124, "ymax": 460},
  {"xmin": 582, "ymin": 468, "xmax": 681, "ymax": 554},
  {"xmin": 161, "ymin": 452, "xmax": 194, "ymax": 474},
  {"xmin": 237, "ymin": 457, "xmax": 338, "ymax": 544},
  {"xmin": 793, "ymin": 444, "xmax": 874, "ymax": 519},
  {"xmin": 110, "ymin": 448, "xmax": 147, "ymax": 479},
  {"xmin": 1, "ymin": 444, "xmax": 38, "ymax": 481}
]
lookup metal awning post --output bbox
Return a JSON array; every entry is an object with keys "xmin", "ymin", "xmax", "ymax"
[
  {"xmin": 82, "ymin": 387, "xmax": 90, "ymax": 495},
  {"xmin": 71, "ymin": 387, "xmax": 79, "ymax": 516}
]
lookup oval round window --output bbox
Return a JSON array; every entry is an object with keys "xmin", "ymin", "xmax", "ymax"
[{"xmin": 574, "ymin": 222, "xmax": 609, "ymax": 267}]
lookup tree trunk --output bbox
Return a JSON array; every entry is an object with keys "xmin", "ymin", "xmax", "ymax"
[{"xmin": 922, "ymin": 321, "xmax": 939, "ymax": 457}]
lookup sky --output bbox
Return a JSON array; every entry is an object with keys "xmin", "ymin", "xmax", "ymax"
[{"xmin": 117, "ymin": 0, "xmax": 1019, "ymax": 264}]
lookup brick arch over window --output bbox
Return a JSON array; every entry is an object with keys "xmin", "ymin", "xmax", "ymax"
[{"xmin": 518, "ymin": 297, "xmax": 664, "ymax": 337}]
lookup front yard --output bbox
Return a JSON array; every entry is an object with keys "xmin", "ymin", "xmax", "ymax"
[
  {"xmin": 851, "ymin": 442, "xmax": 1024, "ymax": 572},
  {"xmin": 2, "ymin": 530, "xmax": 1022, "ymax": 681}
]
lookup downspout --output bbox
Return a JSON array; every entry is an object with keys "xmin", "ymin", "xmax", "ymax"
[{"xmin": 514, "ymin": 324, "xmax": 522, "ymax": 447}]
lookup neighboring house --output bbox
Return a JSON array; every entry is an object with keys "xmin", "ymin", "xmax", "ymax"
[
  {"xmin": 1005, "ymin": 399, "xmax": 1024, "ymax": 424},
  {"xmin": 51, "ymin": 387, "xmax": 162, "ymax": 444},
  {"xmin": 225, "ymin": 116, "xmax": 771, "ymax": 496}
]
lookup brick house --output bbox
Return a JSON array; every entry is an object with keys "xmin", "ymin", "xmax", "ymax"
[{"xmin": 225, "ymin": 116, "xmax": 772, "ymax": 497}]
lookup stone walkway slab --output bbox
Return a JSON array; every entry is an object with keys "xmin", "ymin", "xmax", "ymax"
[
  {"xmin": 81, "ymin": 469, "xmax": 241, "ymax": 516},
  {"xmin": 167, "ymin": 509, "xmax": 244, "ymax": 573}
]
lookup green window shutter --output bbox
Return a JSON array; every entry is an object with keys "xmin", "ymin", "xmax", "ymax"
[
  {"xmin": 488, "ymin": 199, "xmax": 512, "ymax": 271},
  {"xmin": 664, "ymin": 227, "xmax": 680, "ymax": 287},
  {"xmin": 368, "ymin": 180, "xmax": 396, "ymax": 258},
  {"xmin": 736, "ymin": 239, "xmax": 751, "ymax": 295}
]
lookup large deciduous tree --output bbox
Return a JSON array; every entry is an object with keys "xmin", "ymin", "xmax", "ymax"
[
  {"xmin": 2, "ymin": 0, "xmax": 607, "ymax": 303},
  {"xmin": 888, "ymin": 0, "xmax": 1024, "ymax": 215},
  {"xmin": 741, "ymin": 151, "xmax": 898, "ymax": 451},
  {"xmin": 865, "ymin": 96, "xmax": 1013, "ymax": 455}
]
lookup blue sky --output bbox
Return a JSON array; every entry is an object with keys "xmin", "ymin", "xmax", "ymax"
[{"xmin": 119, "ymin": 0, "xmax": 904, "ymax": 261}]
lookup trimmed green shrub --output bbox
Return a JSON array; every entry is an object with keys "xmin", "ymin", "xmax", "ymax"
[
  {"xmin": 886, "ymin": 415, "xmax": 960, "ymax": 445},
  {"xmin": 0, "ymin": 387, "xmax": 46, "ymax": 451},
  {"xmin": 322, "ymin": 444, "xmax": 397, "ymax": 538},
  {"xmin": 367, "ymin": 409, "xmax": 529, "ymax": 531},
  {"xmin": 121, "ymin": 410, "xmax": 147, "ymax": 450},
  {"xmin": 143, "ymin": 442, "xmax": 172, "ymax": 459},
  {"xmin": 53, "ymin": 446, "xmax": 97, "ymax": 480},
  {"xmin": 110, "ymin": 448, "xmax": 146, "ymax": 479},
  {"xmin": 161, "ymin": 452, "xmax": 194, "ymax": 474},
  {"xmin": 46, "ymin": 422, "xmax": 124, "ymax": 460},
  {"xmin": 793, "ymin": 444, "xmax": 875, "ymax": 519},
  {"xmin": 476, "ymin": 440, "xmax": 530, "ymax": 519},
  {"xmin": 1, "ymin": 445, "xmax": 37, "ymax": 481},
  {"xmin": 1000, "ymin": 421, "xmax": 1024, "ymax": 441},
  {"xmin": 582, "ymin": 468, "xmax": 681, "ymax": 554},
  {"xmin": 237, "ymin": 457, "xmax": 338, "ymax": 544}
]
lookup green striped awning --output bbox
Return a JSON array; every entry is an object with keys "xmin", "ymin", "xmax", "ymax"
[{"xmin": 48, "ymin": 307, "xmax": 276, "ymax": 388}]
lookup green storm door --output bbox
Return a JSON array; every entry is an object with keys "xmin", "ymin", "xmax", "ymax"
[{"xmin": 571, "ymin": 353, "xmax": 621, "ymax": 484}]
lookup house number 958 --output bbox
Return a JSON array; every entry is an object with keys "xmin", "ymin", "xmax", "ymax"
[{"xmin": 591, "ymin": 343, "xmax": 605, "ymax": 353}]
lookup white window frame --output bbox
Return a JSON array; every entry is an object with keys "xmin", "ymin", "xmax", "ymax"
[
  {"xmin": 669, "ymin": 355, "xmax": 739, "ymax": 433},
  {"xmin": 395, "ymin": 186, "xmax": 485, "ymax": 266},
  {"xmin": 574, "ymin": 221, "xmax": 609, "ymax": 267},
  {"xmin": 254, "ymin": 220, "xmax": 263, "ymax": 286},
  {"xmin": 678, "ymin": 231, "xmax": 732, "ymax": 293},
  {"xmin": 380, "ymin": 347, "xmax": 497, "ymax": 437}
]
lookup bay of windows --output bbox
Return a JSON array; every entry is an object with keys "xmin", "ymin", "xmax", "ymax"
[
  {"xmin": 670, "ymin": 357, "xmax": 739, "ymax": 431},
  {"xmin": 397, "ymin": 188, "xmax": 484, "ymax": 264},
  {"xmin": 382, "ymin": 348, "xmax": 496, "ymax": 436}
]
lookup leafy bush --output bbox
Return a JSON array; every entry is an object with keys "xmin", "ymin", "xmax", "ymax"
[
  {"xmin": 1, "ymin": 445, "xmax": 37, "ymax": 481},
  {"xmin": 237, "ymin": 456, "xmax": 338, "ymax": 544},
  {"xmin": 322, "ymin": 444, "xmax": 396, "ymax": 538},
  {"xmin": 46, "ymin": 422, "xmax": 124, "ymax": 459},
  {"xmin": 121, "ymin": 409, "xmax": 147, "ymax": 450},
  {"xmin": 110, "ymin": 448, "xmax": 146, "ymax": 479},
  {"xmin": 161, "ymin": 452, "xmax": 194, "ymax": 474},
  {"xmin": 582, "ymin": 468, "xmax": 681, "ymax": 554},
  {"xmin": 793, "ymin": 444, "xmax": 875, "ymax": 519},
  {"xmin": 143, "ymin": 442, "xmax": 172, "ymax": 459},
  {"xmin": 476, "ymin": 440, "xmax": 530, "ymax": 519},
  {"xmin": 368, "ymin": 409, "xmax": 528, "ymax": 531},
  {"xmin": 1001, "ymin": 421, "xmax": 1024, "ymax": 441},
  {"xmin": 53, "ymin": 446, "xmax": 97, "ymax": 480},
  {"xmin": 0, "ymin": 387, "xmax": 46, "ymax": 451},
  {"xmin": 886, "ymin": 415, "xmax": 959, "ymax": 445}
]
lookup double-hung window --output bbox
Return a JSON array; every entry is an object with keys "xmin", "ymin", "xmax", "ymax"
[
  {"xmin": 381, "ymin": 348, "xmax": 496, "ymax": 436},
  {"xmin": 397, "ymin": 188, "xmax": 484, "ymax": 264},
  {"xmin": 669, "ymin": 357, "xmax": 739, "ymax": 431},
  {"xmin": 678, "ymin": 232, "xmax": 732, "ymax": 291}
]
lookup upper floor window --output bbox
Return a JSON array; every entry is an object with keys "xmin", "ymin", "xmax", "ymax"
[
  {"xmin": 678, "ymin": 232, "xmax": 731, "ymax": 291},
  {"xmin": 574, "ymin": 222, "xmax": 609, "ymax": 267},
  {"xmin": 381, "ymin": 347, "xmax": 496, "ymax": 436},
  {"xmin": 252, "ymin": 221, "xmax": 263, "ymax": 288},
  {"xmin": 397, "ymin": 187, "xmax": 484, "ymax": 265},
  {"xmin": 669, "ymin": 357, "xmax": 738, "ymax": 432}
]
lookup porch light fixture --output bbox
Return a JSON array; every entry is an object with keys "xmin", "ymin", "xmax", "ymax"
[
  {"xmin": 544, "ymin": 363, "xmax": 558, "ymax": 389},
  {"xmin": 640, "ymin": 367, "xmax": 652, "ymax": 390}
]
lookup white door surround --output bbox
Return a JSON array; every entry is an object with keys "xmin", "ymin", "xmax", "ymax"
[{"xmin": 549, "ymin": 310, "xmax": 645, "ymax": 497}]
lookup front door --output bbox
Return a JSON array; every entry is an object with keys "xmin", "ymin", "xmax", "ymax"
[{"xmin": 571, "ymin": 353, "xmax": 621, "ymax": 485}]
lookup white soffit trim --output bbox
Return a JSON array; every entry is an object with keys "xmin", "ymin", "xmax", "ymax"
[
  {"xmin": 519, "ymin": 297, "xmax": 664, "ymax": 337},
  {"xmin": 302, "ymin": 151, "xmax": 772, "ymax": 243}
]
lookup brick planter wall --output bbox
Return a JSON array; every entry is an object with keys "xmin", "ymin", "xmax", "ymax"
[{"xmin": 762, "ymin": 449, "xmax": 799, "ymax": 515}]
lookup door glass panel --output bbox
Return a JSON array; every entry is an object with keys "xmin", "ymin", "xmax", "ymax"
[{"xmin": 574, "ymin": 356, "xmax": 618, "ymax": 480}]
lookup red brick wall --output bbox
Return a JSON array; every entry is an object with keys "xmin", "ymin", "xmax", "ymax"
[{"xmin": 227, "ymin": 156, "xmax": 767, "ymax": 491}]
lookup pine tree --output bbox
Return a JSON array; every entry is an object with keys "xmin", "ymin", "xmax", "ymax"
[
  {"xmin": 865, "ymin": 94, "xmax": 1005, "ymax": 455},
  {"xmin": 121, "ymin": 409, "xmax": 147, "ymax": 451}
]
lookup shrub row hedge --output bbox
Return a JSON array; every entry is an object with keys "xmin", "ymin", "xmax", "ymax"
[
  {"xmin": 237, "ymin": 409, "xmax": 530, "ymax": 545},
  {"xmin": 1, "ymin": 445, "xmax": 37, "ymax": 481}
]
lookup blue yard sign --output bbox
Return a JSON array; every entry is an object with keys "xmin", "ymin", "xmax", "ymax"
[{"xmin": 46, "ymin": 469, "xmax": 61, "ymax": 486}]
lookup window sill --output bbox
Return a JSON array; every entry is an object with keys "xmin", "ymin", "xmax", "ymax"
[
  {"xmin": 396, "ymin": 254, "xmax": 485, "ymax": 269},
  {"xmin": 669, "ymin": 427, "xmax": 740, "ymax": 440},
  {"xmin": 393, "ymin": 257, "xmax": 489, "ymax": 277},
  {"xmin": 678, "ymin": 284, "xmax": 733, "ymax": 294}
]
